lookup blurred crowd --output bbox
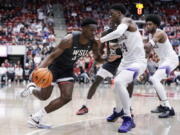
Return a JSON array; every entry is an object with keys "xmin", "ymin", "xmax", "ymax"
[
  {"xmin": 0, "ymin": 0, "xmax": 56, "ymax": 86},
  {"xmin": 61, "ymin": 0, "xmax": 180, "ymax": 84},
  {"xmin": 62, "ymin": 0, "xmax": 179, "ymax": 45},
  {"xmin": 0, "ymin": 1, "xmax": 55, "ymax": 46},
  {"xmin": 0, "ymin": 0, "xmax": 180, "ymax": 86}
]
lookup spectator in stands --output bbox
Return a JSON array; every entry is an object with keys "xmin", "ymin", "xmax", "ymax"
[
  {"xmin": 78, "ymin": 67, "xmax": 90, "ymax": 84},
  {"xmin": 7, "ymin": 63, "xmax": 15, "ymax": 83},
  {"xmin": 15, "ymin": 65, "xmax": 23, "ymax": 83},
  {"xmin": 4, "ymin": 59, "xmax": 10, "ymax": 68},
  {"xmin": 23, "ymin": 63, "xmax": 31, "ymax": 84},
  {"xmin": 0, "ymin": 63, "xmax": 7, "ymax": 86}
]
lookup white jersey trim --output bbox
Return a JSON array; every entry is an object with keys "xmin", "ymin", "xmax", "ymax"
[{"xmin": 56, "ymin": 77, "xmax": 74, "ymax": 82}]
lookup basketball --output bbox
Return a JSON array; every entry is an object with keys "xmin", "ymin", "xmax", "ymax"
[{"xmin": 32, "ymin": 68, "xmax": 53, "ymax": 88}]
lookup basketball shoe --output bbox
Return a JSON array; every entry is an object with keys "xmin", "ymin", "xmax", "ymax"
[
  {"xmin": 76, "ymin": 105, "xmax": 88, "ymax": 115},
  {"xmin": 151, "ymin": 105, "xmax": 167, "ymax": 113},
  {"xmin": 118, "ymin": 116, "xmax": 136, "ymax": 133},
  {"xmin": 106, "ymin": 108, "xmax": 124, "ymax": 122},
  {"xmin": 20, "ymin": 82, "xmax": 36, "ymax": 97},
  {"xmin": 28, "ymin": 115, "xmax": 51, "ymax": 129},
  {"xmin": 159, "ymin": 107, "xmax": 175, "ymax": 118},
  {"xmin": 107, "ymin": 107, "xmax": 134, "ymax": 122}
]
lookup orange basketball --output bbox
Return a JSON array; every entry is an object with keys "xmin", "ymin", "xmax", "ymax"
[{"xmin": 32, "ymin": 68, "xmax": 53, "ymax": 88}]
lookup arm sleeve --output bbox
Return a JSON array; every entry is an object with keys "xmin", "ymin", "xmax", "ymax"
[
  {"xmin": 100, "ymin": 23, "xmax": 128, "ymax": 43},
  {"xmin": 149, "ymin": 39, "xmax": 156, "ymax": 47}
]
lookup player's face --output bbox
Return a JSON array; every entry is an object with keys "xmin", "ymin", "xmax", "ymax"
[
  {"xmin": 110, "ymin": 9, "xmax": 121, "ymax": 24},
  {"xmin": 146, "ymin": 21, "xmax": 156, "ymax": 33},
  {"xmin": 83, "ymin": 24, "xmax": 97, "ymax": 40}
]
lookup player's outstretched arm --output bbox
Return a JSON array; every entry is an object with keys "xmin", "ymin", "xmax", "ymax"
[
  {"xmin": 38, "ymin": 34, "xmax": 72, "ymax": 68},
  {"xmin": 92, "ymin": 40, "xmax": 105, "ymax": 63},
  {"xmin": 145, "ymin": 31, "xmax": 165, "ymax": 48},
  {"xmin": 100, "ymin": 18, "xmax": 132, "ymax": 43},
  {"xmin": 144, "ymin": 31, "xmax": 165, "ymax": 57}
]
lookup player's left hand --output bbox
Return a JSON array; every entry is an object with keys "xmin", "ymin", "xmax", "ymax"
[
  {"xmin": 95, "ymin": 34, "xmax": 101, "ymax": 45},
  {"xmin": 108, "ymin": 55, "xmax": 121, "ymax": 62}
]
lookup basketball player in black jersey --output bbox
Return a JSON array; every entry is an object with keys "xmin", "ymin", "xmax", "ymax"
[
  {"xmin": 76, "ymin": 26, "xmax": 134, "ymax": 121},
  {"xmin": 20, "ymin": 18, "xmax": 104, "ymax": 128}
]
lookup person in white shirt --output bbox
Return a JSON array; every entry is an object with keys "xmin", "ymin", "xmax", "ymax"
[
  {"xmin": 98, "ymin": 3, "xmax": 147, "ymax": 133},
  {"xmin": 144, "ymin": 14, "xmax": 178, "ymax": 118},
  {"xmin": 15, "ymin": 65, "xmax": 23, "ymax": 83},
  {"xmin": 7, "ymin": 64, "xmax": 15, "ymax": 83},
  {"xmin": 0, "ymin": 63, "xmax": 7, "ymax": 85},
  {"xmin": 0, "ymin": 63, "xmax": 7, "ymax": 76}
]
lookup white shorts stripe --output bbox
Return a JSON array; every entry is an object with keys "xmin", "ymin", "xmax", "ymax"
[{"xmin": 56, "ymin": 77, "xmax": 74, "ymax": 83}]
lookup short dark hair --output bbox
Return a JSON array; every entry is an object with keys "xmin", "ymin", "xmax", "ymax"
[
  {"xmin": 110, "ymin": 3, "xmax": 126, "ymax": 14},
  {"xmin": 145, "ymin": 14, "xmax": 161, "ymax": 27},
  {"xmin": 81, "ymin": 18, "xmax": 97, "ymax": 27}
]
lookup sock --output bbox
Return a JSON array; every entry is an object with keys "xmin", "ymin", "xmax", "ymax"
[
  {"xmin": 85, "ymin": 99, "xmax": 91, "ymax": 107},
  {"xmin": 115, "ymin": 83, "xmax": 131, "ymax": 117},
  {"xmin": 28, "ymin": 82, "xmax": 40, "ymax": 94},
  {"xmin": 152, "ymin": 80, "xmax": 168, "ymax": 101},
  {"xmin": 114, "ymin": 87, "xmax": 123, "ymax": 113},
  {"xmin": 118, "ymin": 86, "xmax": 131, "ymax": 117},
  {"xmin": 150, "ymin": 69, "xmax": 169, "ymax": 105},
  {"xmin": 114, "ymin": 70, "xmax": 134, "ymax": 117},
  {"xmin": 32, "ymin": 108, "xmax": 47, "ymax": 122},
  {"xmin": 29, "ymin": 87, "xmax": 35, "ymax": 94},
  {"xmin": 161, "ymin": 100, "xmax": 171, "ymax": 109},
  {"xmin": 150, "ymin": 78, "xmax": 172, "ymax": 109},
  {"xmin": 115, "ymin": 100, "xmax": 123, "ymax": 113}
]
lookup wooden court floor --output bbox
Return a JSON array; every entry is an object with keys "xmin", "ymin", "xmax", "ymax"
[{"xmin": 0, "ymin": 83, "xmax": 180, "ymax": 135}]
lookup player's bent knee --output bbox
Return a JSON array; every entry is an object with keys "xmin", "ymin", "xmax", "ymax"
[
  {"xmin": 153, "ymin": 69, "xmax": 167, "ymax": 81},
  {"xmin": 39, "ymin": 95, "xmax": 49, "ymax": 101},
  {"xmin": 61, "ymin": 96, "xmax": 72, "ymax": 103},
  {"xmin": 114, "ymin": 78, "xmax": 125, "ymax": 89},
  {"xmin": 149, "ymin": 76, "xmax": 159, "ymax": 84}
]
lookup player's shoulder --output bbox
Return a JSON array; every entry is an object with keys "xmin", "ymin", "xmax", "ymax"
[
  {"xmin": 122, "ymin": 17, "xmax": 133, "ymax": 24},
  {"xmin": 61, "ymin": 33, "xmax": 73, "ymax": 44},
  {"xmin": 58, "ymin": 33, "xmax": 73, "ymax": 49},
  {"xmin": 155, "ymin": 29, "xmax": 166, "ymax": 37},
  {"xmin": 122, "ymin": 17, "xmax": 137, "ymax": 31}
]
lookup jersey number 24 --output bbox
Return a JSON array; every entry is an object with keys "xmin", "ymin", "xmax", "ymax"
[{"xmin": 120, "ymin": 43, "xmax": 128, "ymax": 53}]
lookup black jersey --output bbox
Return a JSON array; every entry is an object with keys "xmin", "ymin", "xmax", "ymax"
[
  {"xmin": 50, "ymin": 31, "xmax": 94, "ymax": 68},
  {"xmin": 101, "ymin": 28, "xmax": 122, "ymax": 75}
]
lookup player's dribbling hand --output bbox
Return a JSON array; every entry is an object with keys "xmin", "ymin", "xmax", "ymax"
[
  {"xmin": 108, "ymin": 55, "xmax": 121, "ymax": 62},
  {"xmin": 29, "ymin": 67, "xmax": 38, "ymax": 81}
]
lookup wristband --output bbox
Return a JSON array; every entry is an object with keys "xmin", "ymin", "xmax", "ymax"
[{"xmin": 149, "ymin": 39, "xmax": 156, "ymax": 47}]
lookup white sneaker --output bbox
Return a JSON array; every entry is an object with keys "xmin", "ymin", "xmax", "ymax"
[
  {"xmin": 27, "ymin": 115, "xmax": 51, "ymax": 129},
  {"xmin": 20, "ymin": 82, "xmax": 36, "ymax": 97}
]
